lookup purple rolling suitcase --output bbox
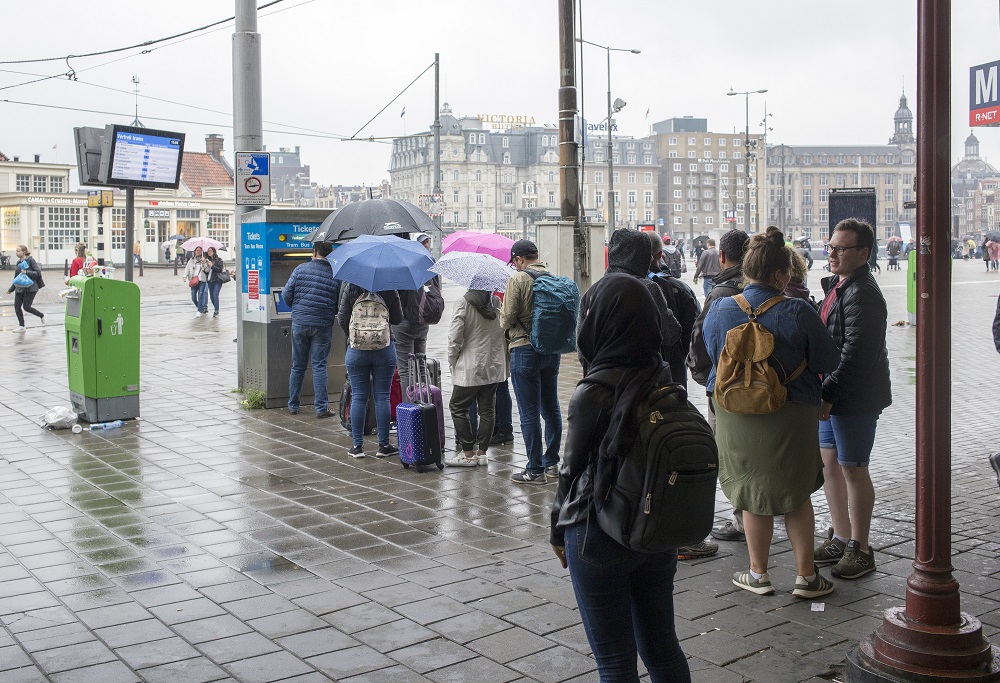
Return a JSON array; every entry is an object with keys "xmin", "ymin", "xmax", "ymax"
[
  {"xmin": 405, "ymin": 353, "xmax": 445, "ymax": 450},
  {"xmin": 398, "ymin": 355, "xmax": 444, "ymax": 472}
]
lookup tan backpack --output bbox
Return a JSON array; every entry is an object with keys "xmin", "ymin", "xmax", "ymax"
[{"xmin": 713, "ymin": 294, "xmax": 807, "ymax": 415}]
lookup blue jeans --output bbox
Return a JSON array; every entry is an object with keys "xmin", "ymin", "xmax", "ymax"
[
  {"xmin": 288, "ymin": 324, "xmax": 333, "ymax": 414},
  {"xmin": 346, "ymin": 343, "xmax": 397, "ymax": 448},
  {"xmin": 190, "ymin": 281, "xmax": 208, "ymax": 312},
  {"xmin": 509, "ymin": 346, "xmax": 561, "ymax": 475},
  {"xmin": 565, "ymin": 520, "xmax": 691, "ymax": 683},
  {"xmin": 208, "ymin": 280, "xmax": 223, "ymax": 314},
  {"xmin": 701, "ymin": 276, "xmax": 714, "ymax": 298},
  {"xmin": 468, "ymin": 379, "xmax": 513, "ymax": 435}
]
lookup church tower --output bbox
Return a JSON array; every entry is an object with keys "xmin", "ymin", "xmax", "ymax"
[{"xmin": 890, "ymin": 91, "xmax": 915, "ymax": 144}]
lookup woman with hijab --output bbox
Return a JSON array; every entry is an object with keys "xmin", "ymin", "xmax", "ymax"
[
  {"xmin": 703, "ymin": 227, "xmax": 841, "ymax": 598},
  {"xmin": 551, "ymin": 273, "xmax": 690, "ymax": 682}
]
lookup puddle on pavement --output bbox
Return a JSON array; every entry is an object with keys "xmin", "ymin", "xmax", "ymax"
[{"xmin": 238, "ymin": 555, "xmax": 302, "ymax": 576}]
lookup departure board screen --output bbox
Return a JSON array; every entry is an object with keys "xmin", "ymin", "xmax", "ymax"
[{"xmin": 104, "ymin": 126, "xmax": 185, "ymax": 189}]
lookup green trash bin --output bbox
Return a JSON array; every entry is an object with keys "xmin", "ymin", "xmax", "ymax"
[{"xmin": 65, "ymin": 276, "xmax": 141, "ymax": 422}]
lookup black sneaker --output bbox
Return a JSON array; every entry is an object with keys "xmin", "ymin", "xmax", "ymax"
[
  {"xmin": 347, "ymin": 445, "xmax": 365, "ymax": 458},
  {"xmin": 376, "ymin": 444, "xmax": 398, "ymax": 458},
  {"xmin": 491, "ymin": 430, "xmax": 514, "ymax": 445}
]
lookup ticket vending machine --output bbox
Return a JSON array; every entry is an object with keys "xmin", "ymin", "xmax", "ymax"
[{"xmin": 240, "ymin": 208, "xmax": 346, "ymax": 409}]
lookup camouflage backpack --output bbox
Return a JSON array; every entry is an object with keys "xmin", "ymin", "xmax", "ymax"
[{"xmin": 349, "ymin": 291, "xmax": 390, "ymax": 350}]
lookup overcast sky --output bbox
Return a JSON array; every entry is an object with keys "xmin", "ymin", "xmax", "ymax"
[{"xmin": 1, "ymin": 1, "xmax": 997, "ymax": 189}]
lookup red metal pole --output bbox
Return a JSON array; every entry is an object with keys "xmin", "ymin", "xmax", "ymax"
[{"xmin": 848, "ymin": 2, "xmax": 999, "ymax": 679}]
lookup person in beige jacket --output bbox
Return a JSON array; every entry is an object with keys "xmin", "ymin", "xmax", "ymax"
[{"xmin": 446, "ymin": 289, "xmax": 507, "ymax": 467}]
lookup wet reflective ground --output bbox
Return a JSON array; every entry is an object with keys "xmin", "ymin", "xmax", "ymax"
[{"xmin": 0, "ymin": 264, "xmax": 998, "ymax": 682}]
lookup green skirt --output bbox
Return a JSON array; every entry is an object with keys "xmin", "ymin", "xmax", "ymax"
[{"xmin": 715, "ymin": 400, "xmax": 823, "ymax": 516}]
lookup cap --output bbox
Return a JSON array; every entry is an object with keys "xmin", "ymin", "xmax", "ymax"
[
  {"xmin": 508, "ymin": 239, "xmax": 538, "ymax": 264},
  {"xmin": 413, "ymin": 232, "xmax": 431, "ymax": 244},
  {"xmin": 661, "ymin": 235, "xmax": 671, "ymax": 245}
]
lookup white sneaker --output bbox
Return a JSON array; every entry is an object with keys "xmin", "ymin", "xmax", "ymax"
[
  {"xmin": 40, "ymin": 315, "xmax": 46, "ymax": 326},
  {"xmin": 15, "ymin": 326, "xmax": 25, "ymax": 333},
  {"xmin": 477, "ymin": 454, "xmax": 487, "ymax": 466},
  {"xmin": 195, "ymin": 311, "xmax": 202, "ymax": 318},
  {"xmin": 445, "ymin": 455, "xmax": 478, "ymax": 467}
]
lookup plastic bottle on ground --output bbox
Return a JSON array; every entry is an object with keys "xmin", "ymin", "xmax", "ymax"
[{"xmin": 89, "ymin": 420, "xmax": 124, "ymax": 431}]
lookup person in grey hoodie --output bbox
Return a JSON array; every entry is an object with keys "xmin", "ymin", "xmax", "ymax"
[{"xmin": 446, "ymin": 289, "xmax": 507, "ymax": 467}]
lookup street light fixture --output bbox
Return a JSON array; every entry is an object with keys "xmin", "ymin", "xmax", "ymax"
[
  {"xmin": 578, "ymin": 38, "xmax": 640, "ymax": 231},
  {"xmin": 727, "ymin": 87, "xmax": 767, "ymax": 232}
]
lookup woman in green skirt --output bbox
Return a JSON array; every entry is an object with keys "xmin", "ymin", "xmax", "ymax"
[{"xmin": 703, "ymin": 227, "xmax": 841, "ymax": 598}]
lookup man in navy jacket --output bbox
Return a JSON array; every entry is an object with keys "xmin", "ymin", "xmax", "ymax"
[{"xmin": 282, "ymin": 242, "xmax": 340, "ymax": 417}]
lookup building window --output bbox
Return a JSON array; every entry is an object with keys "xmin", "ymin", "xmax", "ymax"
[
  {"xmin": 644, "ymin": 191, "xmax": 653, "ymax": 205},
  {"xmin": 453, "ymin": 211, "xmax": 459, "ymax": 224},
  {"xmin": 706, "ymin": 216, "xmax": 714, "ymax": 224},
  {"xmin": 688, "ymin": 163, "xmax": 697, "ymax": 172},
  {"xmin": 207, "ymin": 213, "xmax": 231, "ymax": 248},
  {"xmin": 673, "ymin": 163, "xmax": 682, "ymax": 171},
  {"xmin": 177, "ymin": 209, "xmax": 201, "ymax": 220},
  {"xmin": 803, "ymin": 189, "xmax": 813, "ymax": 203},
  {"xmin": 627, "ymin": 154, "xmax": 636, "ymax": 164},
  {"xmin": 109, "ymin": 208, "xmax": 126, "ymax": 250},
  {"xmin": 503, "ymin": 191, "xmax": 513, "ymax": 205},
  {"xmin": 40, "ymin": 206, "xmax": 87, "ymax": 250},
  {"xmin": 836, "ymin": 154, "xmax": 845, "ymax": 165},
  {"xmin": 475, "ymin": 171, "xmax": 482, "ymax": 182},
  {"xmin": 903, "ymin": 173, "xmax": 913, "ymax": 185},
  {"xmin": 453, "ymin": 190, "xmax": 459, "ymax": 203},
  {"xmin": 705, "ymin": 163, "xmax": 713, "ymax": 172},
  {"xmin": 668, "ymin": 151, "xmax": 678, "ymax": 158},
  {"xmin": 819, "ymin": 189, "xmax": 829, "ymax": 201},
  {"xmin": 885, "ymin": 174, "xmax": 895, "ymax": 184},
  {"xmin": 885, "ymin": 207, "xmax": 895, "ymax": 222},
  {"xmin": 736, "ymin": 190, "xmax": 745, "ymax": 198},
  {"xmin": 453, "ymin": 170, "xmax": 460, "ymax": 181},
  {"xmin": 626, "ymin": 141, "xmax": 635, "ymax": 149},
  {"xmin": 720, "ymin": 163, "xmax": 729, "ymax": 172},
  {"xmin": 16, "ymin": 175, "xmax": 30, "ymax": 192},
  {"xmin": 852, "ymin": 174, "xmax": 859, "ymax": 185},
  {"xmin": 836, "ymin": 174, "xmax": 845, "ymax": 186},
  {"xmin": 469, "ymin": 133, "xmax": 476, "ymax": 144},
  {"xmin": 595, "ymin": 191, "xmax": 603, "ymax": 206},
  {"xmin": 691, "ymin": 216, "xmax": 698, "ymax": 224},
  {"xmin": 674, "ymin": 203, "xmax": 682, "ymax": 211},
  {"xmin": 475, "ymin": 190, "xmax": 483, "ymax": 205},
  {"xmin": 627, "ymin": 191, "xmax": 636, "ymax": 205},
  {"xmin": 819, "ymin": 207, "xmax": 828, "ymax": 221},
  {"xmin": 687, "ymin": 177, "xmax": 696, "ymax": 186},
  {"xmin": 688, "ymin": 137, "xmax": 696, "ymax": 145},
  {"xmin": 673, "ymin": 216, "xmax": 682, "ymax": 224},
  {"xmin": 49, "ymin": 176, "xmax": 64, "ymax": 193},
  {"xmin": 33, "ymin": 176, "xmax": 47, "ymax": 193},
  {"xmin": 502, "ymin": 136, "xmax": 509, "ymax": 148},
  {"xmin": 802, "ymin": 174, "xmax": 812, "ymax": 186},
  {"xmin": 719, "ymin": 152, "xmax": 727, "ymax": 160},
  {"xmin": 643, "ymin": 154, "xmax": 652, "ymax": 164},
  {"xmin": 869, "ymin": 154, "xmax": 878, "ymax": 164},
  {"xmin": 595, "ymin": 153, "xmax": 604, "ymax": 162},
  {"xmin": 644, "ymin": 210, "xmax": 652, "ymax": 221},
  {"xmin": 476, "ymin": 211, "xmax": 483, "ymax": 225},
  {"xmin": 613, "ymin": 153, "xmax": 620, "ymax": 163},
  {"xmin": 668, "ymin": 137, "xmax": 677, "ymax": 145},
  {"xmin": 548, "ymin": 171, "xmax": 556, "ymax": 184},
  {"xmin": 548, "ymin": 191, "xmax": 556, "ymax": 207},
  {"xmin": 613, "ymin": 171, "xmax": 619, "ymax": 183},
  {"xmin": 503, "ymin": 211, "xmax": 513, "ymax": 224},
  {"xmin": 803, "ymin": 155, "xmax": 812, "ymax": 164},
  {"xmin": 803, "ymin": 206, "xmax": 813, "ymax": 222},
  {"xmin": 885, "ymin": 188, "xmax": 894, "ymax": 202},
  {"xmin": 719, "ymin": 138, "xmax": 727, "ymax": 147},
  {"xmin": 627, "ymin": 172, "xmax": 636, "ymax": 184},
  {"xmin": 673, "ymin": 190, "xmax": 682, "ymax": 198},
  {"xmin": 687, "ymin": 151, "xmax": 696, "ymax": 158},
  {"xmin": 819, "ymin": 174, "xmax": 828, "ymax": 185},
  {"xmin": 2, "ymin": 207, "xmax": 20, "ymax": 249},
  {"xmin": 595, "ymin": 171, "xmax": 603, "ymax": 184},
  {"xmin": 502, "ymin": 152, "xmax": 510, "ymax": 164},
  {"xmin": 734, "ymin": 138, "xmax": 742, "ymax": 147},
  {"xmin": 886, "ymin": 154, "xmax": 895, "ymax": 164},
  {"xmin": 479, "ymin": 133, "xmax": 486, "ymax": 144},
  {"xmin": 867, "ymin": 173, "xmax": 878, "ymax": 185}
]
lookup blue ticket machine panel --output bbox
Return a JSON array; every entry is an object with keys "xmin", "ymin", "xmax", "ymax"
[{"xmin": 240, "ymin": 208, "xmax": 345, "ymax": 408}]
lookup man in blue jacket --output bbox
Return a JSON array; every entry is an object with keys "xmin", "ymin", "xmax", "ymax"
[{"xmin": 282, "ymin": 242, "xmax": 340, "ymax": 417}]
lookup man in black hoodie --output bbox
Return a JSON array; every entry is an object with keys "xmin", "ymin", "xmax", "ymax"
[{"xmin": 686, "ymin": 228, "xmax": 750, "ymax": 545}]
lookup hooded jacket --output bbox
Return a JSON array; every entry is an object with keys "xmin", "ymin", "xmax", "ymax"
[
  {"xmin": 686, "ymin": 263, "xmax": 743, "ymax": 388},
  {"xmin": 820, "ymin": 266, "xmax": 892, "ymax": 415},
  {"xmin": 448, "ymin": 290, "xmax": 507, "ymax": 387}
]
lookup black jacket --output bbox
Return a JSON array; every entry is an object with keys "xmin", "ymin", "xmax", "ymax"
[
  {"xmin": 550, "ymin": 368, "xmax": 620, "ymax": 546},
  {"xmin": 649, "ymin": 269, "xmax": 701, "ymax": 384},
  {"xmin": 7, "ymin": 255, "xmax": 44, "ymax": 294},
  {"xmin": 820, "ymin": 267, "xmax": 892, "ymax": 415},
  {"xmin": 686, "ymin": 264, "xmax": 743, "ymax": 388}
]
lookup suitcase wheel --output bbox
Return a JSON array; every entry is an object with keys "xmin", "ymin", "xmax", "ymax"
[{"xmin": 436, "ymin": 462, "xmax": 444, "ymax": 470}]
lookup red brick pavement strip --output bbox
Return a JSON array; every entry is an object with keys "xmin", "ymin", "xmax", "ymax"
[{"xmin": 0, "ymin": 262, "xmax": 998, "ymax": 682}]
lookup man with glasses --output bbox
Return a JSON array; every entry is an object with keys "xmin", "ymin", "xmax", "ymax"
[{"xmin": 813, "ymin": 219, "xmax": 891, "ymax": 579}]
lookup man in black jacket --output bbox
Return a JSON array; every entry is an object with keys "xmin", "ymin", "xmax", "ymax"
[
  {"xmin": 646, "ymin": 231, "xmax": 700, "ymax": 386},
  {"xmin": 813, "ymin": 219, "xmax": 891, "ymax": 580}
]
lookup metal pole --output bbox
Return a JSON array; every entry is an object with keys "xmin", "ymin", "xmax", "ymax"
[
  {"xmin": 606, "ymin": 47, "xmax": 615, "ymax": 232},
  {"xmin": 847, "ymin": 1, "xmax": 1000, "ymax": 678},
  {"xmin": 124, "ymin": 187, "xmax": 135, "ymax": 281},
  {"xmin": 557, "ymin": 0, "xmax": 581, "ymax": 281},
  {"xmin": 433, "ymin": 52, "xmax": 442, "ymax": 258},
  {"xmin": 233, "ymin": 0, "xmax": 263, "ymax": 389},
  {"xmin": 744, "ymin": 93, "xmax": 750, "ymax": 231}
]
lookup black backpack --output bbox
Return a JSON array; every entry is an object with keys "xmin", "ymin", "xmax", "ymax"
[
  {"xmin": 663, "ymin": 250, "xmax": 683, "ymax": 278},
  {"xmin": 584, "ymin": 380, "xmax": 719, "ymax": 553}
]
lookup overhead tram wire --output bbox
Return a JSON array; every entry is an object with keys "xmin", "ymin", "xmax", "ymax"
[
  {"xmin": 0, "ymin": 0, "xmax": 287, "ymax": 66},
  {"xmin": 348, "ymin": 61, "xmax": 435, "ymax": 141}
]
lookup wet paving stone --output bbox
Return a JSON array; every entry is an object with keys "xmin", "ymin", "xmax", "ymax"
[{"xmin": 306, "ymin": 644, "xmax": 396, "ymax": 679}]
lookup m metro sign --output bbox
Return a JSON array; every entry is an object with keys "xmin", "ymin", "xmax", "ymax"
[{"xmin": 970, "ymin": 59, "xmax": 1000, "ymax": 126}]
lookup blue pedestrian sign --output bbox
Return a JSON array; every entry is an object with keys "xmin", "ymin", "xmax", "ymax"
[{"xmin": 236, "ymin": 151, "xmax": 271, "ymax": 206}]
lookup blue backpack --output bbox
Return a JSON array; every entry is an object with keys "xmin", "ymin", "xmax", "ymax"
[{"xmin": 525, "ymin": 270, "xmax": 580, "ymax": 355}]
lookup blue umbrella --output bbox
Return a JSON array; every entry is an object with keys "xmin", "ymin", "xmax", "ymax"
[{"xmin": 327, "ymin": 234, "xmax": 434, "ymax": 291}]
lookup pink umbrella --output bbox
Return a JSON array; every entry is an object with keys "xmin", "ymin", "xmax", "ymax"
[{"xmin": 442, "ymin": 231, "xmax": 515, "ymax": 262}]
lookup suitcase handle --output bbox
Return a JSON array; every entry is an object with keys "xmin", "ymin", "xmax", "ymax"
[{"xmin": 408, "ymin": 352, "xmax": 431, "ymax": 403}]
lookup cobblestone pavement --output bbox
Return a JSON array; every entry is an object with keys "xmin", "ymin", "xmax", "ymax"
[{"xmin": 0, "ymin": 261, "xmax": 998, "ymax": 682}]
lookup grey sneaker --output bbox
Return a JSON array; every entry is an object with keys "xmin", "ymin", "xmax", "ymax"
[
  {"xmin": 678, "ymin": 540, "xmax": 719, "ymax": 560},
  {"xmin": 376, "ymin": 444, "xmax": 398, "ymax": 458},
  {"xmin": 814, "ymin": 536, "xmax": 847, "ymax": 566},
  {"xmin": 544, "ymin": 465, "xmax": 559, "ymax": 480},
  {"xmin": 831, "ymin": 540, "xmax": 876, "ymax": 579},
  {"xmin": 732, "ymin": 569, "xmax": 775, "ymax": 596},
  {"xmin": 793, "ymin": 568, "xmax": 835, "ymax": 598},
  {"xmin": 511, "ymin": 470, "xmax": 546, "ymax": 485},
  {"xmin": 710, "ymin": 521, "xmax": 746, "ymax": 542}
]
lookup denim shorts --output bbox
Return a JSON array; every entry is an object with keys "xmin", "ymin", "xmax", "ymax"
[{"xmin": 818, "ymin": 413, "xmax": 879, "ymax": 467}]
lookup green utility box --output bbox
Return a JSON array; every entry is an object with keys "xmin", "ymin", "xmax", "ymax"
[{"xmin": 65, "ymin": 276, "xmax": 141, "ymax": 422}]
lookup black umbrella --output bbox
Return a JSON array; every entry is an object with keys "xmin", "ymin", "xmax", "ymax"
[
  {"xmin": 309, "ymin": 199, "xmax": 436, "ymax": 243},
  {"xmin": 985, "ymin": 230, "xmax": 1000, "ymax": 242}
]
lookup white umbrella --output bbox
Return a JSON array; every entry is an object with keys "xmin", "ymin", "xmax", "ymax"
[
  {"xmin": 429, "ymin": 252, "xmax": 515, "ymax": 293},
  {"xmin": 181, "ymin": 236, "xmax": 223, "ymax": 252}
]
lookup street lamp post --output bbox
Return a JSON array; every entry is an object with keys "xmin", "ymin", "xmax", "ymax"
[
  {"xmin": 727, "ymin": 88, "xmax": 767, "ymax": 232},
  {"xmin": 578, "ymin": 39, "xmax": 640, "ymax": 232}
]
